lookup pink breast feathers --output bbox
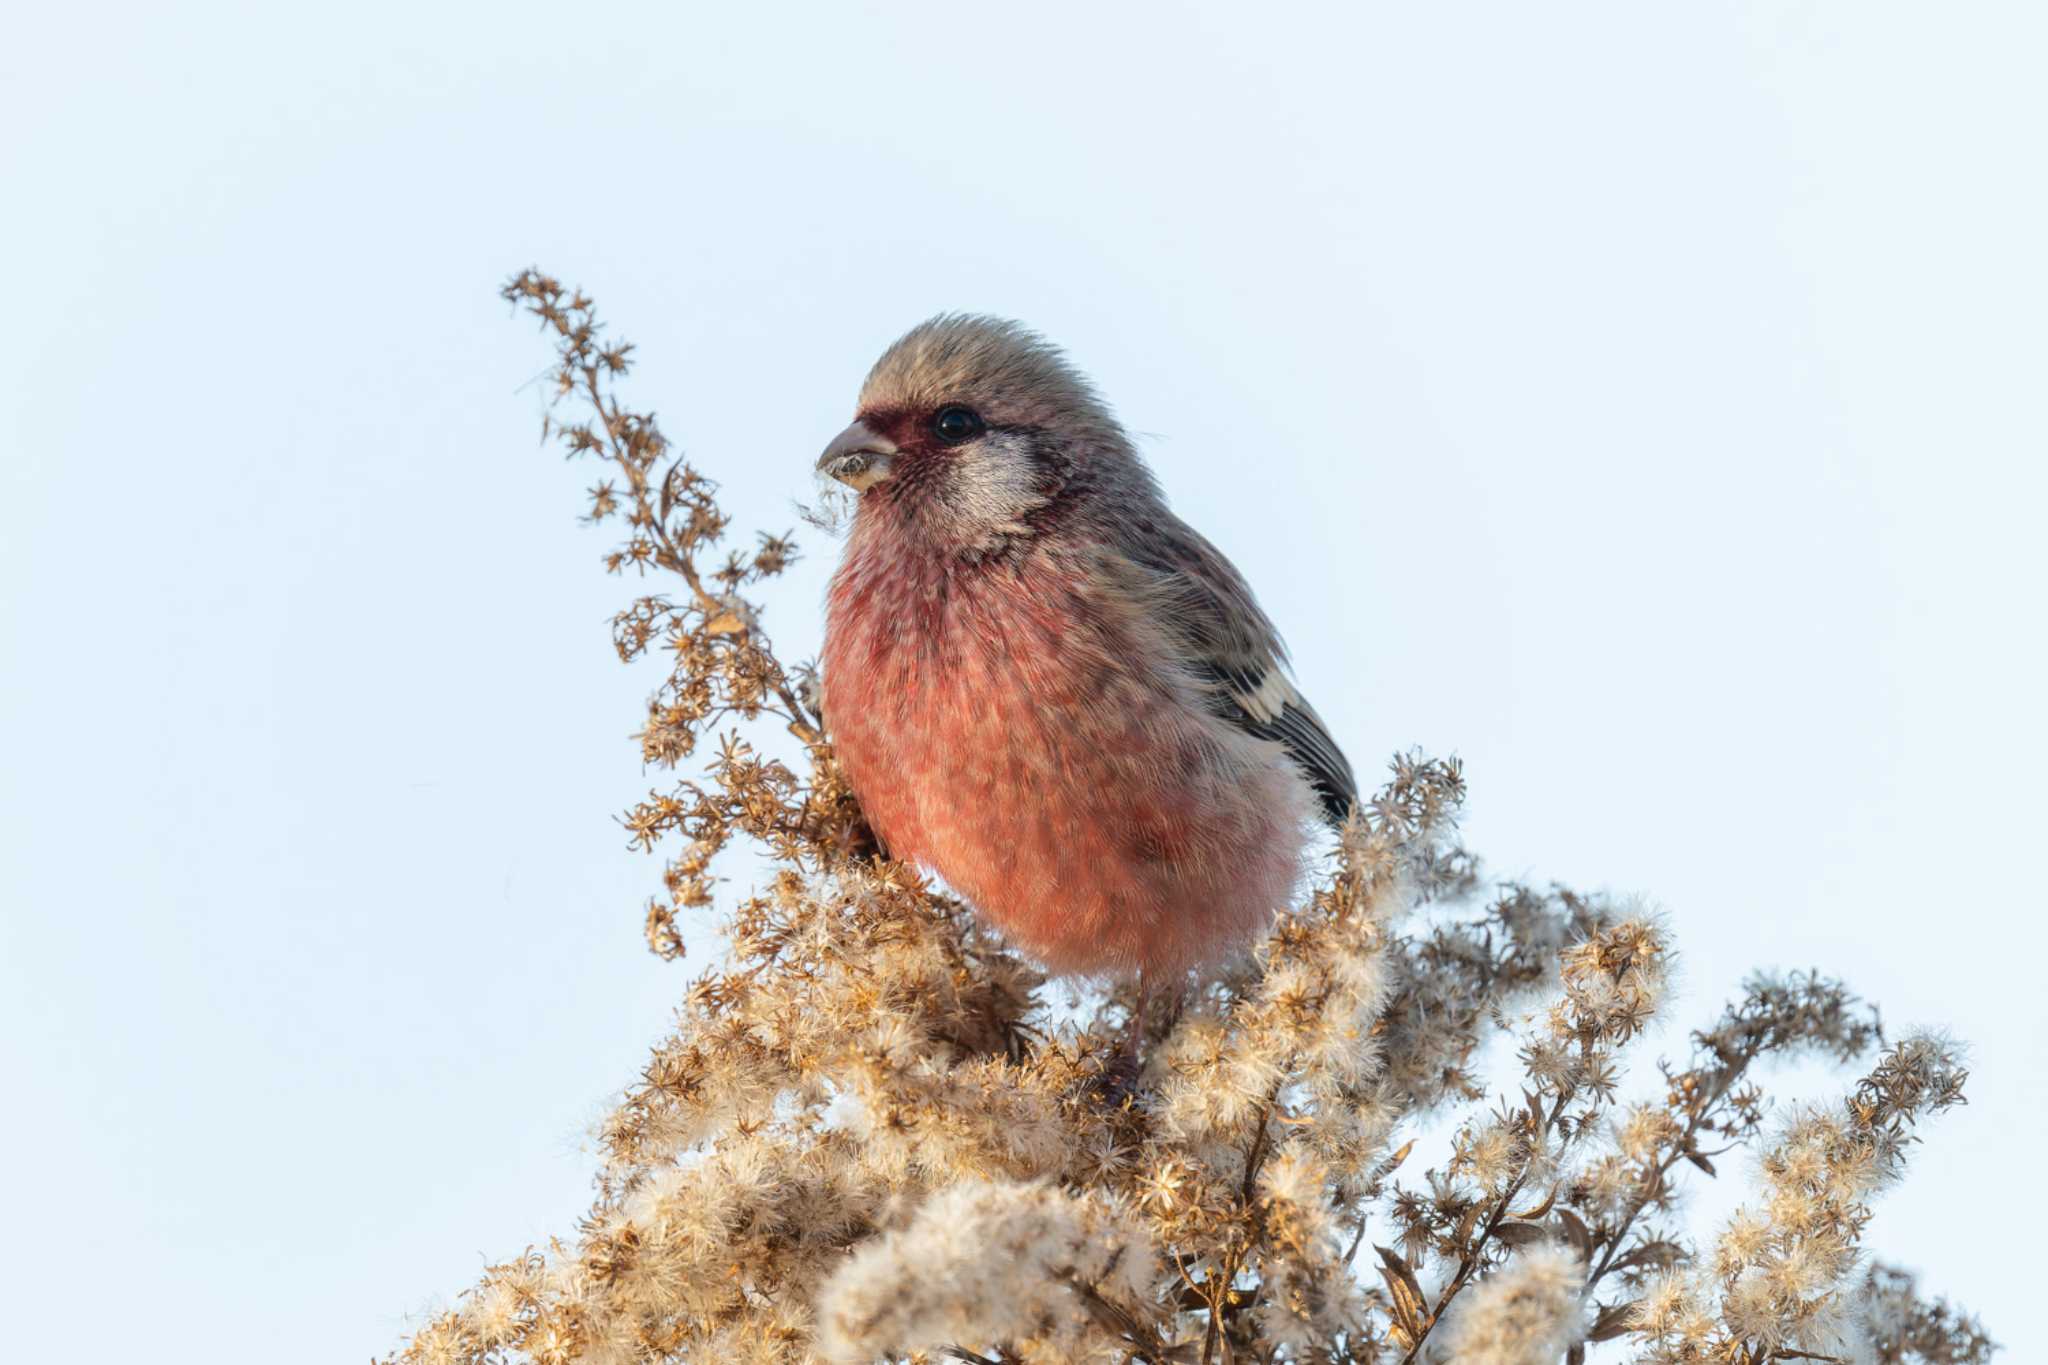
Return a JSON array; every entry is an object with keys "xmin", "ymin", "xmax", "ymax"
[{"xmin": 822, "ymin": 545, "xmax": 1309, "ymax": 977}]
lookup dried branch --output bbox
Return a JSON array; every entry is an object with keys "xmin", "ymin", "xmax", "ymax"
[{"xmin": 381, "ymin": 275, "xmax": 1988, "ymax": 1365}]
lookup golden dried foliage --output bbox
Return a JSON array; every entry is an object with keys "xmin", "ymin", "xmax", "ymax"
[{"xmin": 385, "ymin": 273, "xmax": 1993, "ymax": 1365}]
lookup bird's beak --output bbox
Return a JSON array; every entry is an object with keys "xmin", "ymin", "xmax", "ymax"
[{"xmin": 816, "ymin": 420, "xmax": 898, "ymax": 492}]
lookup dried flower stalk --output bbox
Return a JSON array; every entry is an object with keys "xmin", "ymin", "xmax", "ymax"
[{"xmin": 383, "ymin": 274, "xmax": 1993, "ymax": 1365}]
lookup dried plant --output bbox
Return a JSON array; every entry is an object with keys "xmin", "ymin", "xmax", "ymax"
[{"xmin": 385, "ymin": 273, "xmax": 1993, "ymax": 1365}]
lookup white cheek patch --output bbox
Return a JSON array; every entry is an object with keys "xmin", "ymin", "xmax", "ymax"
[{"xmin": 947, "ymin": 430, "xmax": 1053, "ymax": 537}]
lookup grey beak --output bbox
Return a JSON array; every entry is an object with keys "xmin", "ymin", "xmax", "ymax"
[{"xmin": 816, "ymin": 420, "xmax": 898, "ymax": 491}]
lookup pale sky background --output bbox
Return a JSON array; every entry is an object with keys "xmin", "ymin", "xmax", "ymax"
[{"xmin": 3, "ymin": 2, "xmax": 2044, "ymax": 1358}]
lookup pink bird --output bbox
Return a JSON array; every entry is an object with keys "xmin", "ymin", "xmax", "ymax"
[{"xmin": 817, "ymin": 317, "xmax": 1354, "ymax": 986}]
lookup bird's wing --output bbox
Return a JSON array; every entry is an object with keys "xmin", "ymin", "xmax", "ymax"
[{"xmin": 1111, "ymin": 516, "xmax": 1358, "ymax": 829}]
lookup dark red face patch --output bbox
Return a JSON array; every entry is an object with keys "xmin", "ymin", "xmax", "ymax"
[{"xmin": 857, "ymin": 405, "xmax": 958, "ymax": 502}]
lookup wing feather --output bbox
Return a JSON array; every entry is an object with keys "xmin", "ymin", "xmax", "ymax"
[
  {"xmin": 1192, "ymin": 658, "xmax": 1358, "ymax": 828},
  {"xmin": 1111, "ymin": 517, "xmax": 1358, "ymax": 829}
]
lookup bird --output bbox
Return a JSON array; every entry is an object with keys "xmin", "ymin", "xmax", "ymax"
[{"xmin": 816, "ymin": 316, "xmax": 1355, "ymax": 986}]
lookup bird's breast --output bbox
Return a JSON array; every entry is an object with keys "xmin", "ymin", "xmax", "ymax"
[{"xmin": 820, "ymin": 538, "xmax": 1309, "ymax": 976}]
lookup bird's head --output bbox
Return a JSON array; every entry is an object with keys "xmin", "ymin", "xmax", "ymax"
[{"xmin": 817, "ymin": 315, "xmax": 1140, "ymax": 555}]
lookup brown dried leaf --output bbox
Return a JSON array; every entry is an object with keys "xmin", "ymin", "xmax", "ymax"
[
  {"xmin": 1374, "ymin": 1245, "xmax": 1431, "ymax": 1340},
  {"xmin": 1607, "ymin": 1240, "xmax": 1685, "ymax": 1275},
  {"xmin": 703, "ymin": 610, "xmax": 747, "ymax": 636},
  {"xmin": 1493, "ymin": 1221, "xmax": 1551, "ymax": 1248},
  {"xmin": 1589, "ymin": 1299, "xmax": 1641, "ymax": 1342},
  {"xmin": 1509, "ymin": 1184, "xmax": 1559, "ymax": 1221}
]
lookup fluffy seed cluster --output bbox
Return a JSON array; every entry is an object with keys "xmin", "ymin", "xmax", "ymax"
[
  {"xmin": 1434, "ymin": 1244, "xmax": 1587, "ymax": 1365},
  {"xmin": 384, "ymin": 274, "xmax": 1993, "ymax": 1365},
  {"xmin": 1632, "ymin": 1034, "xmax": 1973, "ymax": 1362},
  {"xmin": 814, "ymin": 1180, "xmax": 1156, "ymax": 1363}
]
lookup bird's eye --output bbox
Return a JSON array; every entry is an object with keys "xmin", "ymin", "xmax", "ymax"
[{"xmin": 930, "ymin": 405, "xmax": 985, "ymax": 445}]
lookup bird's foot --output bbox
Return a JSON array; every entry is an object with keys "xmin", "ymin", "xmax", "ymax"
[
  {"xmin": 1084, "ymin": 987, "xmax": 1153, "ymax": 1106},
  {"xmin": 1087, "ymin": 1042, "xmax": 1147, "ymax": 1108}
]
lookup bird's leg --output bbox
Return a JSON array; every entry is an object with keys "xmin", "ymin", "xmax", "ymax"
[
  {"xmin": 1117, "ymin": 971, "xmax": 1154, "ymax": 1060},
  {"xmin": 1092, "ymin": 973, "xmax": 1154, "ymax": 1102}
]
